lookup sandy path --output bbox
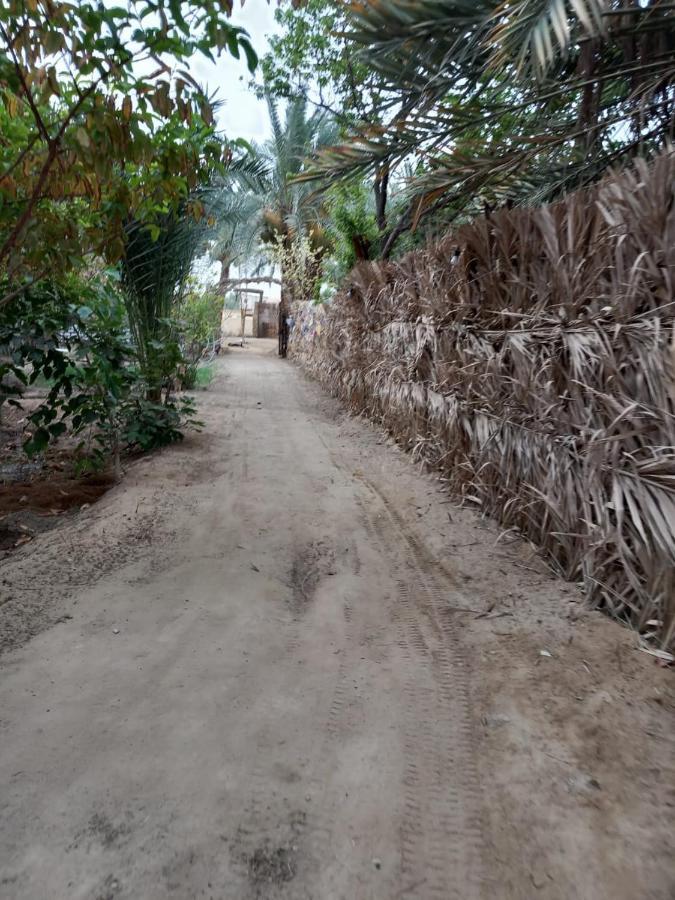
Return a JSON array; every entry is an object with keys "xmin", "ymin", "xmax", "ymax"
[{"xmin": 0, "ymin": 340, "xmax": 673, "ymax": 900}]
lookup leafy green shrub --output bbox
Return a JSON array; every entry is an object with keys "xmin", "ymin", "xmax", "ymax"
[
  {"xmin": 177, "ymin": 284, "xmax": 223, "ymax": 367},
  {"xmin": 0, "ymin": 276, "xmax": 90, "ymax": 421},
  {"xmin": 194, "ymin": 364, "xmax": 216, "ymax": 389},
  {"xmin": 178, "ymin": 363, "xmax": 199, "ymax": 391},
  {"xmin": 326, "ymin": 182, "xmax": 379, "ymax": 278},
  {"xmin": 120, "ymin": 396, "xmax": 201, "ymax": 452},
  {"xmin": 1, "ymin": 273, "xmax": 202, "ymax": 475}
]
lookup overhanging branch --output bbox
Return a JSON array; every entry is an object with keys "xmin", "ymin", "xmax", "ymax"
[{"xmin": 224, "ymin": 277, "xmax": 282, "ymax": 287}]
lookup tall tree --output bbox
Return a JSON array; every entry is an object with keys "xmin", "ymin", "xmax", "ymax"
[
  {"xmin": 259, "ymin": 92, "xmax": 337, "ymax": 239},
  {"xmin": 260, "ymin": 93, "xmax": 336, "ymax": 352},
  {"xmin": 205, "ymin": 93, "xmax": 336, "ymax": 351},
  {"xmin": 261, "ymin": 0, "xmax": 393, "ymax": 251},
  {"xmin": 0, "ymin": 0, "xmax": 257, "ymax": 305},
  {"xmin": 206, "ymin": 151, "xmax": 272, "ymax": 293},
  {"xmin": 299, "ymin": 0, "xmax": 675, "ymax": 252}
]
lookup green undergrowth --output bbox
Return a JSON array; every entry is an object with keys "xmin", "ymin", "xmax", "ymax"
[{"xmin": 194, "ymin": 363, "xmax": 216, "ymax": 389}]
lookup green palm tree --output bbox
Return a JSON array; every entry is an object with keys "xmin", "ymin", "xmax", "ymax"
[
  {"xmin": 209, "ymin": 153, "xmax": 271, "ymax": 293},
  {"xmin": 263, "ymin": 94, "xmax": 336, "ymax": 220},
  {"xmin": 121, "ymin": 153, "xmax": 269, "ymax": 396},
  {"xmin": 260, "ymin": 94, "xmax": 337, "ymax": 355},
  {"xmin": 121, "ymin": 207, "xmax": 204, "ymax": 399},
  {"xmin": 300, "ymin": 0, "xmax": 675, "ymax": 244},
  {"xmin": 209, "ymin": 93, "xmax": 337, "ymax": 353},
  {"xmin": 210, "ymin": 96, "xmax": 336, "ymax": 291}
]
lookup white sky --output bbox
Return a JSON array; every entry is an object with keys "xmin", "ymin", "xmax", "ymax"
[{"xmin": 189, "ymin": 3, "xmax": 280, "ymax": 145}]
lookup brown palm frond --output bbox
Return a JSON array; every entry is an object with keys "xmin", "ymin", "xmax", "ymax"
[{"xmin": 290, "ymin": 150, "xmax": 675, "ymax": 652}]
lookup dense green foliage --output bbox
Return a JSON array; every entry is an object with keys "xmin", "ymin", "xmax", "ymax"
[
  {"xmin": 178, "ymin": 285, "xmax": 223, "ymax": 363},
  {"xmin": 325, "ymin": 182, "xmax": 379, "ymax": 275},
  {"xmin": 298, "ymin": 0, "xmax": 674, "ymax": 240},
  {"xmin": 0, "ymin": 272, "xmax": 202, "ymax": 474},
  {"xmin": 262, "ymin": 0, "xmax": 383, "ymax": 120},
  {"xmin": 261, "ymin": 2, "xmax": 397, "ymax": 259},
  {"xmin": 2, "ymin": 0, "xmax": 672, "ymax": 473},
  {"xmin": 0, "ymin": 0, "xmax": 255, "ymax": 473},
  {"xmin": 0, "ymin": 0, "xmax": 257, "ymax": 303}
]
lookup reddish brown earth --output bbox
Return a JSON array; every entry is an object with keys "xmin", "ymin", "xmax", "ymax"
[
  {"xmin": 0, "ymin": 397, "xmax": 114, "ymax": 553},
  {"xmin": 0, "ymin": 340, "xmax": 673, "ymax": 899}
]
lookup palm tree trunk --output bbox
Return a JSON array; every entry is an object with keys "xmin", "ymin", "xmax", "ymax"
[
  {"xmin": 218, "ymin": 257, "xmax": 230, "ymax": 295},
  {"xmin": 278, "ymin": 261, "xmax": 289, "ymax": 357},
  {"xmin": 374, "ymin": 164, "xmax": 389, "ymax": 234}
]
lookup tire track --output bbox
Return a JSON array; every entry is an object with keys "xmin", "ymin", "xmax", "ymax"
[
  {"xmin": 356, "ymin": 481, "xmax": 485, "ymax": 900},
  {"xmin": 311, "ymin": 403, "xmax": 484, "ymax": 897}
]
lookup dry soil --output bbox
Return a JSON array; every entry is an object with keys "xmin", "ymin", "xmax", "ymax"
[{"xmin": 0, "ymin": 339, "xmax": 673, "ymax": 900}]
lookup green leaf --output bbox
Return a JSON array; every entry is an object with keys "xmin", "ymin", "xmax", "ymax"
[
  {"xmin": 226, "ymin": 29, "xmax": 240, "ymax": 58},
  {"xmin": 24, "ymin": 427, "xmax": 50, "ymax": 456},
  {"xmin": 240, "ymin": 37, "xmax": 258, "ymax": 74},
  {"xmin": 48, "ymin": 421, "xmax": 68, "ymax": 437},
  {"xmin": 44, "ymin": 30, "xmax": 65, "ymax": 53},
  {"xmin": 168, "ymin": 0, "xmax": 190, "ymax": 35}
]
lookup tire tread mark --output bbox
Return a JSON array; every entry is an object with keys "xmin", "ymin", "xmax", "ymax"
[{"xmin": 357, "ymin": 483, "xmax": 485, "ymax": 900}]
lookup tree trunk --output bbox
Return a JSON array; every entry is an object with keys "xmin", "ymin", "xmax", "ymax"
[
  {"xmin": 577, "ymin": 42, "xmax": 599, "ymax": 154},
  {"xmin": 374, "ymin": 164, "xmax": 389, "ymax": 235},
  {"xmin": 222, "ymin": 277, "xmax": 282, "ymax": 288},
  {"xmin": 218, "ymin": 257, "xmax": 230, "ymax": 295},
  {"xmin": 278, "ymin": 262, "xmax": 289, "ymax": 358}
]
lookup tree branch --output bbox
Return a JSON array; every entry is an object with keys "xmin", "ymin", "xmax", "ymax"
[
  {"xmin": 224, "ymin": 277, "xmax": 282, "ymax": 287},
  {"xmin": 0, "ymin": 131, "xmax": 40, "ymax": 183},
  {"xmin": 0, "ymin": 22, "xmax": 52, "ymax": 145},
  {"xmin": 0, "ymin": 79, "xmax": 101, "ymax": 268},
  {"xmin": 0, "ymin": 268, "xmax": 49, "ymax": 310},
  {"xmin": 380, "ymin": 207, "xmax": 412, "ymax": 260}
]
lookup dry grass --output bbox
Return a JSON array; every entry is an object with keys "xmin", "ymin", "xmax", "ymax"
[{"xmin": 291, "ymin": 151, "xmax": 675, "ymax": 652}]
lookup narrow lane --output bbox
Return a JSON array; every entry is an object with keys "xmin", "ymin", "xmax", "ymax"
[{"xmin": 1, "ymin": 340, "xmax": 672, "ymax": 900}]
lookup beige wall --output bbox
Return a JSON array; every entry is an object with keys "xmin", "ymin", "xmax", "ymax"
[{"xmin": 221, "ymin": 309, "xmax": 253, "ymax": 338}]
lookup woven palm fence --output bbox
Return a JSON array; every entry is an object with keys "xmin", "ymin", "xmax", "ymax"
[{"xmin": 291, "ymin": 152, "xmax": 675, "ymax": 653}]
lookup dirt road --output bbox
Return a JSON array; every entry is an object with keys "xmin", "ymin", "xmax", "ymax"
[{"xmin": 1, "ymin": 340, "xmax": 673, "ymax": 900}]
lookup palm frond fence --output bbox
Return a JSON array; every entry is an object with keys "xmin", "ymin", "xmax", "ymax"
[{"xmin": 290, "ymin": 152, "xmax": 675, "ymax": 652}]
